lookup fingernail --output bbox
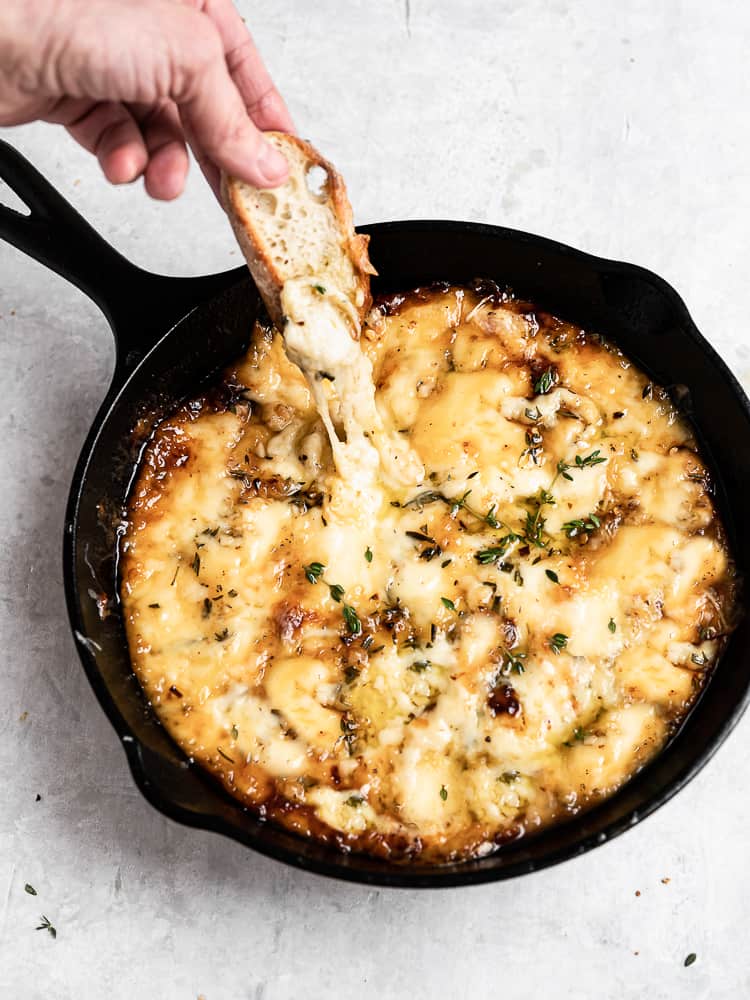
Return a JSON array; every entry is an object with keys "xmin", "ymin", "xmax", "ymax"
[{"xmin": 257, "ymin": 144, "xmax": 288, "ymax": 185}]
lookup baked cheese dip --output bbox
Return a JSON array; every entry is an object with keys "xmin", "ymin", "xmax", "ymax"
[{"xmin": 120, "ymin": 284, "xmax": 737, "ymax": 863}]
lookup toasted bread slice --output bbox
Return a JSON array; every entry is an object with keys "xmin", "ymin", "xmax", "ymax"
[{"xmin": 220, "ymin": 132, "xmax": 376, "ymax": 330}]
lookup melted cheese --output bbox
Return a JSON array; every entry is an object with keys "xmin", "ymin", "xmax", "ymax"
[
  {"xmin": 121, "ymin": 286, "xmax": 737, "ymax": 863},
  {"xmin": 280, "ymin": 278, "xmax": 423, "ymax": 499}
]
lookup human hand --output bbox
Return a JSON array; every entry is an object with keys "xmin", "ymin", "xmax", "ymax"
[{"xmin": 0, "ymin": 0, "xmax": 294, "ymax": 199}]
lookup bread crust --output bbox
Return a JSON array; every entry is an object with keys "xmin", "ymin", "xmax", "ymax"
[{"xmin": 221, "ymin": 132, "xmax": 376, "ymax": 330}]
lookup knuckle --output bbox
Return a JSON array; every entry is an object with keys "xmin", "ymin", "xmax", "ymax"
[
  {"xmin": 202, "ymin": 111, "xmax": 256, "ymax": 157},
  {"xmin": 247, "ymin": 85, "xmax": 281, "ymax": 119},
  {"xmin": 224, "ymin": 37, "xmax": 256, "ymax": 78},
  {"xmin": 170, "ymin": 12, "xmax": 224, "ymax": 100}
]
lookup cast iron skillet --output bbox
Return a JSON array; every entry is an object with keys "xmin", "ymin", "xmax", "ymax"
[{"xmin": 1, "ymin": 139, "xmax": 749, "ymax": 888}]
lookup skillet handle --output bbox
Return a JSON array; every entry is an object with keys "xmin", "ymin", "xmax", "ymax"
[{"xmin": 0, "ymin": 139, "xmax": 240, "ymax": 371}]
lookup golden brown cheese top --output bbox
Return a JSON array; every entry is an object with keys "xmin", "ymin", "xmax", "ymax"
[{"xmin": 120, "ymin": 285, "xmax": 737, "ymax": 862}]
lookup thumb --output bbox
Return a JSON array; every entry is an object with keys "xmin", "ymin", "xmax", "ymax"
[{"xmin": 172, "ymin": 17, "xmax": 289, "ymax": 190}]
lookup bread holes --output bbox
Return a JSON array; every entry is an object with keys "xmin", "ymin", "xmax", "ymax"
[
  {"xmin": 305, "ymin": 164, "xmax": 329, "ymax": 201},
  {"xmin": 257, "ymin": 192, "xmax": 278, "ymax": 215}
]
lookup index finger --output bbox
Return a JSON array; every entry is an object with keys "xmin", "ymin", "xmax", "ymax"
[{"xmin": 199, "ymin": 0, "xmax": 296, "ymax": 134}]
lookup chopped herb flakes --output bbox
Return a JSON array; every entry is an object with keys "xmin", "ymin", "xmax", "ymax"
[
  {"xmin": 608, "ymin": 618, "xmax": 617, "ymax": 633},
  {"xmin": 409, "ymin": 660, "xmax": 431, "ymax": 673},
  {"xmin": 343, "ymin": 604, "xmax": 362, "ymax": 635},
  {"xmin": 684, "ymin": 953, "xmax": 697, "ymax": 968},
  {"xmin": 534, "ymin": 367, "xmax": 557, "ymax": 395},
  {"xmin": 36, "ymin": 915, "xmax": 56, "ymax": 938},
  {"xmin": 345, "ymin": 795, "xmax": 364, "ymax": 807},
  {"xmin": 439, "ymin": 785, "xmax": 448, "ymax": 801},
  {"xmin": 406, "ymin": 529, "xmax": 436, "ymax": 543},
  {"xmin": 312, "ymin": 284, "xmax": 326, "ymax": 294},
  {"xmin": 419, "ymin": 545, "xmax": 442, "ymax": 561},
  {"xmin": 441, "ymin": 597, "xmax": 456, "ymax": 611},
  {"xmin": 24, "ymin": 884, "xmax": 37, "ymax": 896},
  {"xmin": 214, "ymin": 628, "xmax": 230, "ymax": 642},
  {"xmin": 365, "ymin": 546, "xmax": 373, "ymax": 563},
  {"xmin": 520, "ymin": 427, "xmax": 544, "ymax": 466},
  {"xmin": 545, "ymin": 569, "xmax": 559, "ymax": 584}
]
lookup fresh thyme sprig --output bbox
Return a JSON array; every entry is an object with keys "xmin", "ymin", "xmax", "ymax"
[
  {"xmin": 521, "ymin": 449, "xmax": 608, "ymax": 547},
  {"xmin": 304, "ymin": 561, "xmax": 325, "ymax": 584},
  {"xmin": 402, "ymin": 489, "xmax": 502, "ymax": 530},
  {"xmin": 562, "ymin": 513, "xmax": 601, "ymax": 538},
  {"xmin": 475, "ymin": 533, "xmax": 521, "ymax": 565},
  {"xmin": 303, "ymin": 562, "xmax": 362, "ymax": 635},
  {"xmin": 497, "ymin": 648, "xmax": 526, "ymax": 675},
  {"xmin": 519, "ymin": 427, "xmax": 544, "ymax": 467}
]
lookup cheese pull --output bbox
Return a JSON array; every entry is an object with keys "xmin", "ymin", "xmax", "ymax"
[{"xmin": 222, "ymin": 133, "xmax": 423, "ymax": 491}]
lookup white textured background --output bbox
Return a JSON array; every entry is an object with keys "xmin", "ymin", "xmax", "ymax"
[{"xmin": 2, "ymin": 1, "xmax": 749, "ymax": 997}]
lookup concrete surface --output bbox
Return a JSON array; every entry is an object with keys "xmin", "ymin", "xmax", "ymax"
[{"xmin": 1, "ymin": 1, "xmax": 749, "ymax": 997}]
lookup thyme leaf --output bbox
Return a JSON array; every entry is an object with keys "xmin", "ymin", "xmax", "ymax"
[
  {"xmin": 304, "ymin": 561, "xmax": 325, "ymax": 584},
  {"xmin": 534, "ymin": 367, "xmax": 558, "ymax": 395},
  {"xmin": 343, "ymin": 604, "xmax": 361, "ymax": 635},
  {"xmin": 549, "ymin": 632, "xmax": 568, "ymax": 654},
  {"xmin": 409, "ymin": 660, "xmax": 431, "ymax": 673},
  {"xmin": 35, "ymin": 915, "xmax": 56, "ymax": 938}
]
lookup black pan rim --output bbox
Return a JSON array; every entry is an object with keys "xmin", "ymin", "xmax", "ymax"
[{"xmin": 62, "ymin": 218, "xmax": 750, "ymax": 888}]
